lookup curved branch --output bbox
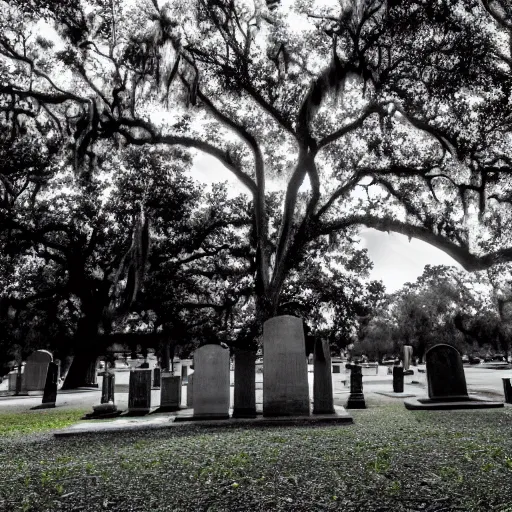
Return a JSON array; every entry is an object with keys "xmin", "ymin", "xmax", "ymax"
[{"xmin": 318, "ymin": 215, "xmax": 512, "ymax": 272}]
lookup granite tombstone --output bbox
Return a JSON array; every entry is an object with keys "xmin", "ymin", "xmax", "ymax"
[
  {"xmin": 427, "ymin": 344, "xmax": 468, "ymax": 400},
  {"xmin": 263, "ymin": 315, "xmax": 310, "ymax": 416},
  {"xmin": 159, "ymin": 373, "xmax": 181, "ymax": 411},
  {"xmin": 128, "ymin": 369, "xmax": 152, "ymax": 414},
  {"xmin": 346, "ymin": 364, "xmax": 366, "ymax": 409},
  {"xmin": 23, "ymin": 350, "xmax": 52, "ymax": 393},
  {"xmin": 41, "ymin": 362, "xmax": 59, "ymax": 408},
  {"xmin": 404, "ymin": 344, "xmax": 504, "ymax": 410},
  {"xmin": 193, "ymin": 345, "xmax": 230, "ymax": 419},
  {"xmin": 313, "ymin": 339, "xmax": 334, "ymax": 414}
]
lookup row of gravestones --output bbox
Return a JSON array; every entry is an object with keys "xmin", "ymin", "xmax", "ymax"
[{"xmin": 87, "ymin": 315, "xmax": 334, "ymax": 418}]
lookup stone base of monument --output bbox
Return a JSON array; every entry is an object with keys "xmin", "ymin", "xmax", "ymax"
[
  {"xmin": 375, "ymin": 391, "xmax": 417, "ymax": 398},
  {"xmin": 175, "ymin": 413, "xmax": 230, "ymax": 422},
  {"xmin": 404, "ymin": 397, "xmax": 504, "ymax": 410},
  {"xmin": 346, "ymin": 393, "xmax": 366, "ymax": 409},
  {"xmin": 231, "ymin": 408, "xmax": 257, "ymax": 418},
  {"xmin": 83, "ymin": 403, "xmax": 123, "ymax": 419},
  {"xmin": 174, "ymin": 405, "xmax": 352, "ymax": 425}
]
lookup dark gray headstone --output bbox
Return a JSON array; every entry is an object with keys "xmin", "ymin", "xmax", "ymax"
[
  {"xmin": 153, "ymin": 367, "xmax": 161, "ymax": 388},
  {"xmin": 101, "ymin": 371, "xmax": 116, "ymax": 404},
  {"xmin": 393, "ymin": 366, "xmax": 404, "ymax": 393},
  {"xmin": 160, "ymin": 373, "xmax": 181, "ymax": 411},
  {"xmin": 41, "ymin": 362, "xmax": 58, "ymax": 407},
  {"xmin": 346, "ymin": 364, "xmax": 366, "ymax": 409},
  {"xmin": 128, "ymin": 369, "xmax": 152, "ymax": 414},
  {"xmin": 426, "ymin": 344, "xmax": 468, "ymax": 400},
  {"xmin": 503, "ymin": 378, "xmax": 512, "ymax": 404},
  {"xmin": 313, "ymin": 339, "xmax": 334, "ymax": 414},
  {"xmin": 233, "ymin": 349, "xmax": 256, "ymax": 418}
]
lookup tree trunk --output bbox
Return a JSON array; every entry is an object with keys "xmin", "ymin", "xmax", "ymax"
[
  {"xmin": 62, "ymin": 350, "xmax": 100, "ymax": 389},
  {"xmin": 62, "ymin": 316, "xmax": 101, "ymax": 389}
]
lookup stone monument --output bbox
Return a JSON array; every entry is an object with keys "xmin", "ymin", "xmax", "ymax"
[
  {"xmin": 128, "ymin": 369, "xmax": 152, "ymax": 415},
  {"xmin": 153, "ymin": 367, "xmax": 161, "ymax": 389},
  {"xmin": 393, "ymin": 365, "xmax": 404, "ymax": 393},
  {"xmin": 313, "ymin": 339, "xmax": 334, "ymax": 414},
  {"xmin": 403, "ymin": 345, "xmax": 414, "ymax": 375},
  {"xmin": 404, "ymin": 344, "xmax": 504, "ymax": 410},
  {"xmin": 263, "ymin": 315, "xmax": 309, "ymax": 416},
  {"xmin": 346, "ymin": 364, "xmax": 366, "ymax": 409},
  {"xmin": 41, "ymin": 362, "xmax": 58, "ymax": 408},
  {"xmin": 193, "ymin": 345, "xmax": 230, "ymax": 419},
  {"xmin": 159, "ymin": 373, "xmax": 181, "ymax": 411},
  {"xmin": 233, "ymin": 349, "xmax": 256, "ymax": 418},
  {"xmin": 23, "ymin": 350, "xmax": 53, "ymax": 394}
]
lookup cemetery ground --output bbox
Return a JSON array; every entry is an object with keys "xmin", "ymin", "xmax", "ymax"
[{"xmin": 0, "ymin": 395, "xmax": 512, "ymax": 511}]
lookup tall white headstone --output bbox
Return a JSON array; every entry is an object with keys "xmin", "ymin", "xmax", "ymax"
[
  {"xmin": 263, "ymin": 315, "xmax": 309, "ymax": 416},
  {"xmin": 193, "ymin": 345, "xmax": 230, "ymax": 419},
  {"xmin": 403, "ymin": 345, "xmax": 413, "ymax": 371}
]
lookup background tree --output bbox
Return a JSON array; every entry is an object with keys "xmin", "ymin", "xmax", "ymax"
[{"xmin": 3, "ymin": 0, "xmax": 512, "ymax": 333}]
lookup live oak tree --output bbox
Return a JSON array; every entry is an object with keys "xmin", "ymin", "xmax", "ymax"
[{"xmin": 2, "ymin": 0, "xmax": 512, "ymax": 327}]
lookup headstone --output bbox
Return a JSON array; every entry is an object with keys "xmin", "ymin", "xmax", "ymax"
[
  {"xmin": 233, "ymin": 349, "xmax": 256, "ymax": 418},
  {"xmin": 23, "ymin": 350, "xmax": 52, "ymax": 393},
  {"xmin": 313, "ymin": 339, "xmax": 334, "ymax": 414},
  {"xmin": 153, "ymin": 367, "xmax": 161, "ymax": 388},
  {"xmin": 346, "ymin": 364, "xmax": 366, "ymax": 409},
  {"xmin": 186, "ymin": 373, "xmax": 194, "ymax": 408},
  {"xmin": 403, "ymin": 345, "xmax": 413, "ymax": 371},
  {"xmin": 503, "ymin": 378, "xmax": 512, "ymax": 404},
  {"xmin": 393, "ymin": 366, "xmax": 404, "ymax": 393},
  {"xmin": 128, "ymin": 369, "xmax": 152, "ymax": 414},
  {"xmin": 193, "ymin": 345, "xmax": 230, "ymax": 419},
  {"xmin": 426, "ymin": 344, "xmax": 468, "ymax": 400},
  {"xmin": 160, "ymin": 373, "xmax": 181, "ymax": 411},
  {"xmin": 41, "ymin": 362, "xmax": 59, "ymax": 408},
  {"xmin": 263, "ymin": 315, "xmax": 309, "ymax": 416},
  {"xmin": 404, "ymin": 344, "xmax": 504, "ymax": 410},
  {"xmin": 101, "ymin": 371, "xmax": 116, "ymax": 404}
]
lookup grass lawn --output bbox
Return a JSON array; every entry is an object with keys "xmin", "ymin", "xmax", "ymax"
[{"xmin": 0, "ymin": 398, "xmax": 511, "ymax": 511}]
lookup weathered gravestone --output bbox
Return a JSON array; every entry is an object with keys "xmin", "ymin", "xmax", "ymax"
[
  {"xmin": 193, "ymin": 345, "xmax": 230, "ymax": 419},
  {"xmin": 393, "ymin": 365, "xmax": 404, "ymax": 393},
  {"xmin": 41, "ymin": 362, "xmax": 59, "ymax": 408},
  {"xmin": 23, "ymin": 350, "xmax": 53, "ymax": 394},
  {"xmin": 128, "ymin": 369, "xmax": 152, "ymax": 414},
  {"xmin": 313, "ymin": 339, "xmax": 334, "ymax": 414},
  {"xmin": 153, "ymin": 367, "xmax": 161, "ymax": 388},
  {"xmin": 263, "ymin": 315, "xmax": 310, "ymax": 416},
  {"xmin": 403, "ymin": 345, "xmax": 413, "ymax": 371},
  {"xmin": 346, "ymin": 364, "xmax": 366, "ymax": 409},
  {"xmin": 404, "ymin": 344, "xmax": 504, "ymax": 410},
  {"xmin": 159, "ymin": 373, "xmax": 182, "ymax": 411},
  {"xmin": 233, "ymin": 349, "xmax": 256, "ymax": 418},
  {"xmin": 503, "ymin": 377, "xmax": 512, "ymax": 405}
]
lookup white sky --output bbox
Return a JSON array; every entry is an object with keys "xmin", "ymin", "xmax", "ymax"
[{"xmin": 190, "ymin": 154, "xmax": 463, "ymax": 293}]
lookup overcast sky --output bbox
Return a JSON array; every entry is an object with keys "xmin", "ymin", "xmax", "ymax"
[{"xmin": 190, "ymin": 154, "xmax": 463, "ymax": 293}]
